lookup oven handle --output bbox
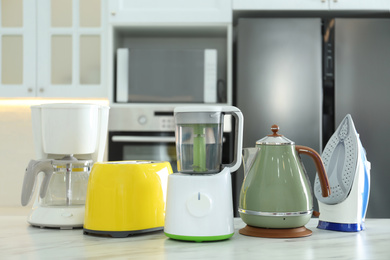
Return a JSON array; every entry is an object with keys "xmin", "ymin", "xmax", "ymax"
[{"xmin": 111, "ymin": 135, "xmax": 176, "ymax": 143}]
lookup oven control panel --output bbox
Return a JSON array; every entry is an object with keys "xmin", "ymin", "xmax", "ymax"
[
  {"xmin": 159, "ymin": 117, "xmax": 175, "ymax": 131},
  {"xmin": 109, "ymin": 106, "xmax": 176, "ymax": 132},
  {"xmin": 108, "ymin": 105, "xmax": 232, "ymax": 132}
]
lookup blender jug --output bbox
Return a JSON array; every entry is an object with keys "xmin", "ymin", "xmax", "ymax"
[{"xmin": 175, "ymin": 112, "xmax": 223, "ymax": 174}]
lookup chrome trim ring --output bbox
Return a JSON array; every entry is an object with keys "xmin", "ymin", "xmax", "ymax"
[
  {"xmin": 238, "ymin": 208, "xmax": 313, "ymax": 217},
  {"xmin": 255, "ymin": 142, "xmax": 294, "ymax": 145}
]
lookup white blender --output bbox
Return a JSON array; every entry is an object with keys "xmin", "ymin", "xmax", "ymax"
[
  {"xmin": 21, "ymin": 103, "xmax": 109, "ymax": 229},
  {"xmin": 164, "ymin": 105, "xmax": 243, "ymax": 242}
]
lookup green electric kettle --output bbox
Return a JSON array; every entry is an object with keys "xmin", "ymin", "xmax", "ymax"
[{"xmin": 238, "ymin": 125, "xmax": 330, "ymax": 238}]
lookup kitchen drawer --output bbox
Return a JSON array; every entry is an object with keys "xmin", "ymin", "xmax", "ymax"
[{"xmin": 108, "ymin": 0, "xmax": 232, "ymax": 24}]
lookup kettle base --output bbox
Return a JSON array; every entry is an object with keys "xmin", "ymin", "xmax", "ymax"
[{"xmin": 239, "ymin": 225, "xmax": 312, "ymax": 238}]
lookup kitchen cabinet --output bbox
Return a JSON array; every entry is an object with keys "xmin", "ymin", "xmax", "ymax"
[
  {"xmin": 108, "ymin": 24, "xmax": 233, "ymax": 106},
  {"xmin": 233, "ymin": 0, "xmax": 389, "ymax": 11},
  {"xmin": 0, "ymin": 0, "xmax": 35, "ymax": 97},
  {"xmin": 108, "ymin": 0, "xmax": 232, "ymax": 24},
  {"xmin": 329, "ymin": 0, "xmax": 389, "ymax": 10},
  {"xmin": 233, "ymin": 0, "xmax": 328, "ymax": 10},
  {"xmin": 0, "ymin": 0, "xmax": 107, "ymax": 98},
  {"xmin": 107, "ymin": 0, "xmax": 233, "ymax": 106}
]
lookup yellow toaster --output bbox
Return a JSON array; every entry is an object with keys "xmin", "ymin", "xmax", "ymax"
[{"xmin": 83, "ymin": 161, "xmax": 172, "ymax": 238}]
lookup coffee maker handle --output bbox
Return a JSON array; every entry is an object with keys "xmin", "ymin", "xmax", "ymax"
[
  {"xmin": 221, "ymin": 106, "xmax": 244, "ymax": 173},
  {"xmin": 21, "ymin": 159, "xmax": 53, "ymax": 206},
  {"xmin": 296, "ymin": 145, "xmax": 331, "ymax": 198}
]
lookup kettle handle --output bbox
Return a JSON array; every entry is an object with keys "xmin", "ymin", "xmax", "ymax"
[
  {"xmin": 296, "ymin": 145, "xmax": 331, "ymax": 198},
  {"xmin": 221, "ymin": 106, "xmax": 244, "ymax": 173},
  {"xmin": 21, "ymin": 159, "xmax": 53, "ymax": 206}
]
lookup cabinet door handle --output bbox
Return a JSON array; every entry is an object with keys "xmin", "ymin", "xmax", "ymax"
[
  {"xmin": 39, "ymin": 88, "xmax": 44, "ymax": 93},
  {"xmin": 321, "ymin": 0, "xmax": 326, "ymax": 2},
  {"xmin": 28, "ymin": 88, "xmax": 33, "ymax": 93}
]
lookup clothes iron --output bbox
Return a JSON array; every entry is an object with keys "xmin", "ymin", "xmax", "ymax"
[{"xmin": 314, "ymin": 114, "xmax": 371, "ymax": 232}]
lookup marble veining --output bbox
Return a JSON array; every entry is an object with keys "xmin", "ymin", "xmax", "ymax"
[{"xmin": 1, "ymin": 211, "xmax": 390, "ymax": 259}]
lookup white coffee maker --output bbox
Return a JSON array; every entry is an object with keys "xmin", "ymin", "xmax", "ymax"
[{"xmin": 21, "ymin": 103, "xmax": 109, "ymax": 229}]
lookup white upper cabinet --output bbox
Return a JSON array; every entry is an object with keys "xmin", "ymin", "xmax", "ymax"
[
  {"xmin": 0, "ymin": 0, "xmax": 36, "ymax": 97},
  {"xmin": 108, "ymin": 0, "xmax": 232, "ymax": 24},
  {"xmin": 233, "ymin": 0, "xmax": 328, "ymax": 10},
  {"xmin": 233, "ymin": 0, "xmax": 389, "ymax": 11},
  {"xmin": 0, "ymin": 0, "xmax": 107, "ymax": 98},
  {"xmin": 329, "ymin": 0, "xmax": 389, "ymax": 10}
]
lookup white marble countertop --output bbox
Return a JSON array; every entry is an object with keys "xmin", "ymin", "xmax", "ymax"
[{"xmin": 1, "ymin": 208, "xmax": 390, "ymax": 259}]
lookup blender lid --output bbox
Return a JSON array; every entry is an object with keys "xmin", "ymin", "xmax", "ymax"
[
  {"xmin": 256, "ymin": 125, "xmax": 294, "ymax": 145},
  {"xmin": 174, "ymin": 105, "xmax": 231, "ymax": 113}
]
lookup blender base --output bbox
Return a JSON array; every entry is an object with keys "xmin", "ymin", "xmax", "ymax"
[
  {"xmin": 165, "ymin": 232, "xmax": 234, "ymax": 243},
  {"xmin": 239, "ymin": 225, "xmax": 312, "ymax": 238},
  {"xmin": 164, "ymin": 168, "xmax": 235, "ymax": 242}
]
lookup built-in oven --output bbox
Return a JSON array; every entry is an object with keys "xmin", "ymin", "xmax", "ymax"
[
  {"xmin": 109, "ymin": 131, "xmax": 177, "ymax": 171},
  {"xmin": 107, "ymin": 106, "xmax": 233, "ymax": 174}
]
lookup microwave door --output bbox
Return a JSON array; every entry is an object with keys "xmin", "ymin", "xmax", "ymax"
[{"xmin": 115, "ymin": 48, "xmax": 217, "ymax": 103}]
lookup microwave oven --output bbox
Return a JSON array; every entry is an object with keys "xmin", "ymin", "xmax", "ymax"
[{"xmin": 116, "ymin": 48, "xmax": 218, "ymax": 103}]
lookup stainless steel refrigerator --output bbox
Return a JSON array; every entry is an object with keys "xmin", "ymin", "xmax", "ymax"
[
  {"xmin": 334, "ymin": 19, "xmax": 390, "ymax": 218},
  {"xmin": 235, "ymin": 17, "xmax": 390, "ymax": 218}
]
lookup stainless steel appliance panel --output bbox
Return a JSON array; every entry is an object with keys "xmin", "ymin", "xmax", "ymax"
[
  {"xmin": 108, "ymin": 132, "xmax": 177, "ymax": 172},
  {"xmin": 236, "ymin": 18, "xmax": 322, "ymax": 214},
  {"xmin": 335, "ymin": 18, "xmax": 390, "ymax": 217},
  {"xmin": 127, "ymin": 49, "xmax": 205, "ymax": 103}
]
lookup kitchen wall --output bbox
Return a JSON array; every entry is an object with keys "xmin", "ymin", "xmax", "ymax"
[
  {"xmin": 0, "ymin": 102, "xmax": 35, "ymax": 207},
  {"xmin": 0, "ymin": 99, "xmax": 108, "ymax": 208}
]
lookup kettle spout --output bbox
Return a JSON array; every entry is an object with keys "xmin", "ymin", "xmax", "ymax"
[{"xmin": 242, "ymin": 147, "xmax": 259, "ymax": 177}]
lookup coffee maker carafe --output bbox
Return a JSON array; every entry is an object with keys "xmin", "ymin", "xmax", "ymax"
[
  {"xmin": 21, "ymin": 103, "xmax": 109, "ymax": 229},
  {"xmin": 164, "ymin": 106, "xmax": 243, "ymax": 242}
]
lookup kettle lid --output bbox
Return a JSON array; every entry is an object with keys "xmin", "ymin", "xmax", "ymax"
[{"xmin": 256, "ymin": 125, "xmax": 294, "ymax": 145}]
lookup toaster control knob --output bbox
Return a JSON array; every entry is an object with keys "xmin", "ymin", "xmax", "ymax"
[{"xmin": 186, "ymin": 192, "xmax": 212, "ymax": 217}]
